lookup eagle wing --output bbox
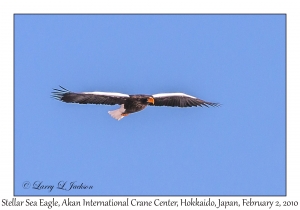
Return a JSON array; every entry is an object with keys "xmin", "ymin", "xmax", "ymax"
[
  {"xmin": 150, "ymin": 93, "xmax": 219, "ymax": 107},
  {"xmin": 52, "ymin": 86, "xmax": 129, "ymax": 105}
]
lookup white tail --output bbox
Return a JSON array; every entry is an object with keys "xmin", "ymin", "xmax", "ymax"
[{"xmin": 108, "ymin": 104, "xmax": 126, "ymax": 121}]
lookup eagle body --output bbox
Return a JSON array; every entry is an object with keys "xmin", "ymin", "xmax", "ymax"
[
  {"xmin": 52, "ymin": 86, "xmax": 219, "ymax": 120},
  {"xmin": 124, "ymin": 95, "xmax": 152, "ymax": 114}
]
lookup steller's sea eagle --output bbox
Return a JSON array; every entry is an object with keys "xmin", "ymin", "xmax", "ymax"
[{"xmin": 52, "ymin": 86, "xmax": 219, "ymax": 120}]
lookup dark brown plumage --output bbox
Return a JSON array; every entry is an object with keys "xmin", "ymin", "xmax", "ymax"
[{"xmin": 52, "ymin": 86, "xmax": 219, "ymax": 120}]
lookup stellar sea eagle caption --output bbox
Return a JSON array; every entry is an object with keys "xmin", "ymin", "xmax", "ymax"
[{"xmin": 4, "ymin": 198, "xmax": 294, "ymax": 208}]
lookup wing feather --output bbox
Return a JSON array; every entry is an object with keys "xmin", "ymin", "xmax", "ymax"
[
  {"xmin": 150, "ymin": 93, "xmax": 219, "ymax": 107},
  {"xmin": 52, "ymin": 86, "xmax": 129, "ymax": 105}
]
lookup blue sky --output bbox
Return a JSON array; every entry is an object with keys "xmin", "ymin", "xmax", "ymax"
[{"xmin": 14, "ymin": 14, "xmax": 285, "ymax": 196}]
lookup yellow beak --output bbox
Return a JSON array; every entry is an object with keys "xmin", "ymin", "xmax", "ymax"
[{"xmin": 147, "ymin": 97, "xmax": 155, "ymax": 104}]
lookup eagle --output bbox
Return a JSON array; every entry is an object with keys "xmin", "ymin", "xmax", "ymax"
[{"xmin": 52, "ymin": 86, "xmax": 219, "ymax": 120}]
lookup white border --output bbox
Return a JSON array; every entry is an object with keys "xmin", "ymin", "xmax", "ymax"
[{"xmin": 1, "ymin": 1, "xmax": 298, "ymax": 209}]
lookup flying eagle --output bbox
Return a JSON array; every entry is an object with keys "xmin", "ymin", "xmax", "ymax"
[{"xmin": 52, "ymin": 86, "xmax": 219, "ymax": 120}]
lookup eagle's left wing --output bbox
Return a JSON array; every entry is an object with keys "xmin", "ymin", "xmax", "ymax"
[{"xmin": 150, "ymin": 93, "xmax": 219, "ymax": 107}]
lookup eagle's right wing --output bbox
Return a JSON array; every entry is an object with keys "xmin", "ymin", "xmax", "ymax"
[{"xmin": 52, "ymin": 86, "xmax": 129, "ymax": 105}]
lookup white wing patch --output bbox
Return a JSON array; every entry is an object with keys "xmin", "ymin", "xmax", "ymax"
[
  {"xmin": 82, "ymin": 92, "xmax": 130, "ymax": 97},
  {"xmin": 152, "ymin": 93, "xmax": 196, "ymax": 98}
]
